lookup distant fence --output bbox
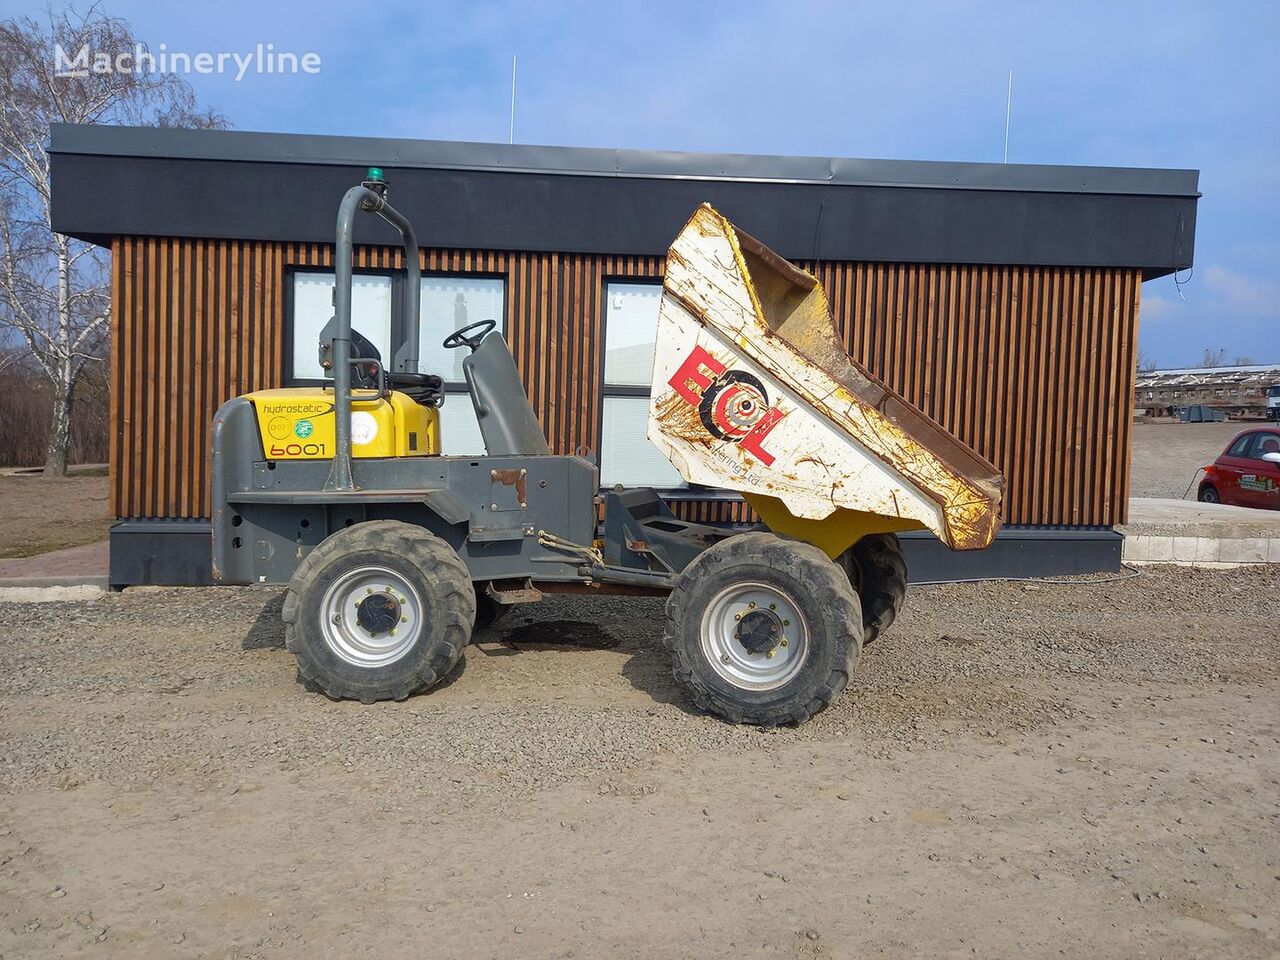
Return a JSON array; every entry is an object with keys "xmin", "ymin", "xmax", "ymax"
[{"xmin": 0, "ymin": 361, "xmax": 110, "ymax": 468}]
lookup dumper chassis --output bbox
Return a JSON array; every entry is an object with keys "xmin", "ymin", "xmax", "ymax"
[{"xmin": 212, "ymin": 171, "xmax": 1001, "ymax": 725}]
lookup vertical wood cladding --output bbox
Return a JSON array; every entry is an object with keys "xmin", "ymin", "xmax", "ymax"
[{"xmin": 110, "ymin": 238, "xmax": 1141, "ymax": 527}]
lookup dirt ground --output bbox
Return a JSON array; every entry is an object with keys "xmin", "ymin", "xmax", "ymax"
[
  {"xmin": 1129, "ymin": 421, "xmax": 1247, "ymax": 500},
  {"xmin": 0, "ymin": 472, "xmax": 111, "ymax": 559},
  {"xmin": 2, "ymin": 565, "xmax": 1278, "ymax": 959}
]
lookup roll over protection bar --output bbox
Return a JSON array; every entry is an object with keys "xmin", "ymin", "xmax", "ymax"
[{"xmin": 324, "ymin": 179, "xmax": 421, "ymax": 493}]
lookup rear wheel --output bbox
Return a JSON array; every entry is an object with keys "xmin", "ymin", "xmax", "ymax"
[
  {"xmin": 282, "ymin": 520, "xmax": 475, "ymax": 703},
  {"xmin": 839, "ymin": 533, "xmax": 908, "ymax": 645},
  {"xmin": 663, "ymin": 532, "xmax": 862, "ymax": 726},
  {"xmin": 1198, "ymin": 484, "xmax": 1220, "ymax": 504}
]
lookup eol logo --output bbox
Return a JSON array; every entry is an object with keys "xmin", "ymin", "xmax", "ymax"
[{"xmin": 667, "ymin": 345, "xmax": 785, "ymax": 466}]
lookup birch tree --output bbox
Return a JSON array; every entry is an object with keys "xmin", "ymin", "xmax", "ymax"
[{"xmin": 0, "ymin": 5, "xmax": 225, "ymax": 474}]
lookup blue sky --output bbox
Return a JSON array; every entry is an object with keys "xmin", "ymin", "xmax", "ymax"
[{"xmin": 35, "ymin": 1, "xmax": 1280, "ymax": 367}]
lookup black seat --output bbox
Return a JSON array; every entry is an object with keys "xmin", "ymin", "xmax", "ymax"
[
  {"xmin": 330, "ymin": 328, "xmax": 443, "ymax": 408},
  {"xmin": 387, "ymin": 371, "xmax": 444, "ymax": 408}
]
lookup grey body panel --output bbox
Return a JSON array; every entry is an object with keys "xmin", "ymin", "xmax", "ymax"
[
  {"xmin": 211, "ymin": 396, "xmax": 595, "ymax": 586},
  {"xmin": 464, "ymin": 333, "xmax": 552, "ymax": 457}
]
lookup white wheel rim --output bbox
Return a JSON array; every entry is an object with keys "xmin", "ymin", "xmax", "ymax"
[
  {"xmin": 699, "ymin": 581, "xmax": 809, "ymax": 691},
  {"xmin": 320, "ymin": 565, "xmax": 423, "ymax": 667}
]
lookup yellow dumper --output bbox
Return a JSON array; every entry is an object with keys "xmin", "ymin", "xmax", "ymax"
[{"xmin": 214, "ymin": 170, "xmax": 1002, "ymax": 726}]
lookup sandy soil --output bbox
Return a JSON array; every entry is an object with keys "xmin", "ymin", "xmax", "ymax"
[
  {"xmin": 1, "ymin": 565, "xmax": 1277, "ymax": 959},
  {"xmin": 0, "ymin": 473, "xmax": 111, "ymax": 559},
  {"xmin": 1129, "ymin": 421, "xmax": 1248, "ymax": 500}
]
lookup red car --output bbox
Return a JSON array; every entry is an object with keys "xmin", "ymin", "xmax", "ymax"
[{"xmin": 1199, "ymin": 427, "xmax": 1280, "ymax": 509}]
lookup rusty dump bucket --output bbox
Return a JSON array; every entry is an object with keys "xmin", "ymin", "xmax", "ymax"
[{"xmin": 647, "ymin": 203, "xmax": 1003, "ymax": 556}]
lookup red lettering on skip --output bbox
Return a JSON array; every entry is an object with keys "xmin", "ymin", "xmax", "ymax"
[
  {"xmin": 739, "ymin": 406, "xmax": 785, "ymax": 466},
  {"xmin": 668, "ymin": 344, "xmax": 726, "ymax": 405}
]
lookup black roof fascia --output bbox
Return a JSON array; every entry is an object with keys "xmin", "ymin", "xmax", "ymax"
[{"xmin": 49, "ymin": 124, "xmax": 1199, "ymax": 278}]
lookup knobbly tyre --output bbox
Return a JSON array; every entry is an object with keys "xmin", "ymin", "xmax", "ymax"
[{"xmin": 211, "ymin": 169, "xmax": 1003, "ymax": 726}]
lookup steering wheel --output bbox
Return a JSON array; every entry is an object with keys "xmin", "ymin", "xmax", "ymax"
[{"xmin": 442, "ymin": 319, "xmax": 496, "ymax": 351}]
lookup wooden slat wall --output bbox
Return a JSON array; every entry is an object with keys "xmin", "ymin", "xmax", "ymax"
[{"xmin": 109, "ymin": 238, "xmax": 1141, "ymax": 527}]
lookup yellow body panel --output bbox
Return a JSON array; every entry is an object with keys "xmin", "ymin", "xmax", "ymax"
[
  {"xmin": 744, "ymin": 493, "xmax": 926, "ymax": 559},
  {"xmin": 245, "ymin": 388, "xmax": 439, "ymax": 460}
]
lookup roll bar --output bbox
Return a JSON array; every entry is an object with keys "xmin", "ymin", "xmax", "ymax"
[{"xmin": 324, "ymin": 175, "xmax": 420, "ymax": 492}]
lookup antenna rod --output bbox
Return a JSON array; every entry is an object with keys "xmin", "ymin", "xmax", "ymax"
[
  {"xmin": 1003, "ymin": 69, "xmax": 1013, "ymax": 163},
  {"xmin": 509, "ymin": 54, "xmax": 517, "ymax": 144}
]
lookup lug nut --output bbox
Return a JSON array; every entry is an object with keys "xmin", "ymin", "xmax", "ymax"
[
  {"xmin": 721, "ymin": 654, "xmax": 732, "ymax": 664},
  {"xmin": 769, "ymin": 603, "xmax": 777, "ymax": 610},
  {"xmin": 766, "ymin": 649, "xmax": 777, "ymax": 659},
  {"xmin": 783, "ymin": 619, "xmax": 790, "ymax": 626},
  {"xmin": 748, "ymin": 601, "xmax": 757, "ymax": 609},
  {"xmin": 734, "ymin": 612, "xmax": 741, "ymax": 621},
  {"xmin": 780, "ymin": 638, "xmax": 789, "ymax": 647}
]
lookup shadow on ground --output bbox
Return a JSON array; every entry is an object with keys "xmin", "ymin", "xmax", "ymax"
[{"xmin": 243, "ymin": 593, "xmax": 286, "ymax": 650}]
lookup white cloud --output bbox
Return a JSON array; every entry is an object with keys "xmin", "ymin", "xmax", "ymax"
[
  {"xmin": 1203, "ymin": 265, "xmax": 1280, "ymax": 320},
  {"xmin": 1139, "ymin": 294, "xmax": 1180, "ymax": 324}
]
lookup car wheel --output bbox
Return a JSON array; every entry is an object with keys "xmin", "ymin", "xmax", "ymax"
[{"xmin": 1198, "ymin": 484, "xmax": 1220, "ymax": 504}]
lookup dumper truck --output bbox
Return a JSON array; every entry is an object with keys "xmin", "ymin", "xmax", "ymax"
[{"xmin": 211, "ymin": 171, "xmax": 1003, "ymax": 725}]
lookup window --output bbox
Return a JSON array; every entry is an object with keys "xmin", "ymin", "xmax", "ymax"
[
  {"xmin": 418, "ymin": 276, "xmax": 506, "ymax": 455},
  {"xmin": 290, "ymin": 272, "xmax": 392, "ymax": 380},
  {"xmin": 287, "ymin": 270, "xmax": 506, "ymax": 457},
  {"xmin": 600, "ymin": 282, "xmax": 683, "ymax": 488},
  {"xmin": 1228, "ymin": 433, "xmax": 1255, "ymax": 457},
  {"xmin": 418, "ymin": 277, "xmax": 506, "ymax": 385}
]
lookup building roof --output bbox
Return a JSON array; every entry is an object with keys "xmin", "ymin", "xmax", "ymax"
[
  {"xmin": 1136, "ymin": 364, "xmax": 1280, "ymax": 388},
  {"xmin": 49, "ymin": 124, "xmax": 1200, "ymax": 277}
]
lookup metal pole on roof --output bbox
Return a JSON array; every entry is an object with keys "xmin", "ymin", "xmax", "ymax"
[
  {"xmin": 509, "ymin": 54, "xmax": 517, "ymax": 144},
  {"xmin": 1003, "ymin": 69, "xmax": 1013, "ymax": 163}
]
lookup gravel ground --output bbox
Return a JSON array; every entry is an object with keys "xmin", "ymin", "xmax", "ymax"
[
  {"xmin": 1129, "ymin": 420, "xmax": 1247, "ymax": 500},
  {"xmin": 1, "ymin": 564, "xmax": 1278, "ymax": 958}
]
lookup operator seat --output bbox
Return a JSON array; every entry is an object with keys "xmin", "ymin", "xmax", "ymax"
[
  {"xmin": 463, "ymin": 332, "xmax": 552, "ymax": 456},
  {"xmin": 317, "ymin": 322, "xmax": 444, "ymax": 407}
]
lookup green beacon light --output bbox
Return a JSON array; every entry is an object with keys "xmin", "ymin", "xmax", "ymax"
[{"xmin": 366, "ymin": 166, "xmax": 385, "ymax": 183}]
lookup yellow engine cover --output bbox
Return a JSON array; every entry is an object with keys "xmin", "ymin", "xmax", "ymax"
[{"xmin": 245, "ymin": 388, "xmax": 440, "ymax": 460}]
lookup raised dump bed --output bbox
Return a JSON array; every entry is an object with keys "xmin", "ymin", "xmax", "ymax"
[{"xmin": 648, "ymin": 203, "xmax": 1004, "ymax": 557}]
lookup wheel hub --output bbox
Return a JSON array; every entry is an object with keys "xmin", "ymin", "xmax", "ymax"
[
  {"xmin": 319, "ymin": 566, "xmax": 422, "ymax": 668},
  {"xmin": 356, "ymin": 591, "xmax": 401, "ymax": 634},
  {"xmin": 700, "ymin": 582, "xmax": 808, "ymax": 691},
  {"xmin": 735, "ymin": 608, "xmax": 783, "ymax": 654}
]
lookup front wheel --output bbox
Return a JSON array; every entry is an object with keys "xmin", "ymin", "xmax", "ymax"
[
  {"xmin": 282, "ymin": 520, "xmax": 475, "ymax": 703},
  {"xmin": 663, "ymin": 532, "xmax": 863, "ymax": 726}
]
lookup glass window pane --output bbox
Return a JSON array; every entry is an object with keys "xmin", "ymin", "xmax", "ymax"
[
  {"xmin": 291, "ymin": 273, "xmax": 392, "ymax": 380},
  {"xmin": 600, "ymin": 395, "xmax": 684, "ymax": 488},
  {"xmin": 418, "ymin": 277, "xmax": 505, "ymax": 383},
  {"xmin": 439, "ymin": 391, "xmax": 488, "ymax": 456},
  {"xmin": 1228, "ymin": 433, "xmax": 1255, "ymax": 457},
  {"xmin": 604, "ymin": 282, "xmax": 662, "ymax": 386}
]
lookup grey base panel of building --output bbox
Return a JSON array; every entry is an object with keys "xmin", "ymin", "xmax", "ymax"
[
  {"xmin": 898, "ymin": 526, "xmax": 1123, "ymax": 583},
  {"xmin": 109, "ymin": 518, "xmax": 1123, "ymax": 590}
]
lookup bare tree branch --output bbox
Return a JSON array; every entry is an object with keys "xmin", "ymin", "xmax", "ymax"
[{"xmin": 0, "ymin": 5, "xmax": 227, "ymax": 473}]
